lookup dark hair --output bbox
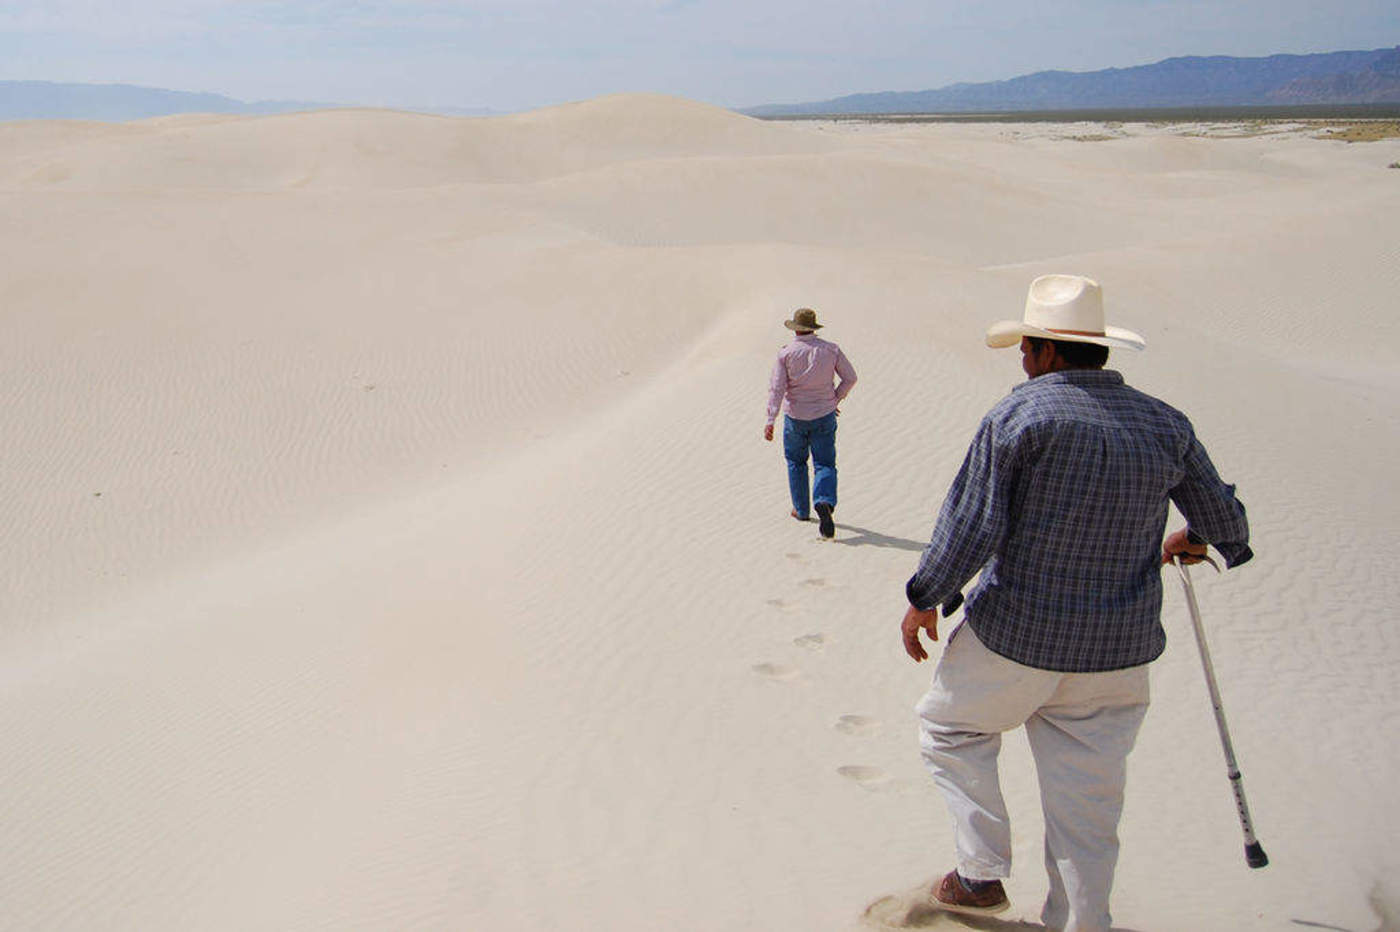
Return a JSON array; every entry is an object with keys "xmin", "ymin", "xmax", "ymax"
[{"xmin": 1026, "ymin": 336, "xmax": 1110, "ymax": 369}]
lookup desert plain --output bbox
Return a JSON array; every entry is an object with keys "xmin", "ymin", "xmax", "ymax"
[{"xmin": 2, "ymin": 95, "xmax": 1398, "ymax": 930}]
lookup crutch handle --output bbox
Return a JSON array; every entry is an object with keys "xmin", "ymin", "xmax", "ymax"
[{"xmin": 1171, "ymin": 552, "xmax": 1221, "ymax": 573}]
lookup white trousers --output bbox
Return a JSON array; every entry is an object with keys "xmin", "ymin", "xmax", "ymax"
[{"xmin": 916, "ymin": 623, "xmax": 1149, "ymax": 932}]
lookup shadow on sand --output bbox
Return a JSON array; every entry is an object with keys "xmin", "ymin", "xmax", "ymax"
[{"xmin": 834, "ymin": 524, "xmax": 927, "ymax": 553}]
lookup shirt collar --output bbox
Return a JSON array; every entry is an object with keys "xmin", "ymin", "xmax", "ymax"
[
  {"xmin": 1013, "ymin": 369, "xmax": 1125, "ymax": 393},
  {"xmin": 794, "ymin": 333, "xmax": 819, "ymax": 342}
]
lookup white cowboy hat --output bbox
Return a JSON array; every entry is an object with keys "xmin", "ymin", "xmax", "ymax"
[{"xmin": 985, "ymin": 274, "xmax": 1145, "ymax": 351}]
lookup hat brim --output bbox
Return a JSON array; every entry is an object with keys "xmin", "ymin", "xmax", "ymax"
[
  {"xmin": 784, "ymin": 320, "xmax": 823, "ymax": 330},
  {"xmin": 985, "ymin": 321, "xmax": 1145, "ymax": 351}
]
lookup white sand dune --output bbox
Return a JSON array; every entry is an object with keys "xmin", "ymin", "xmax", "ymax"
[{"xmin": 2, "ymin": 95, "xmax": 1398, "ymax": 930}]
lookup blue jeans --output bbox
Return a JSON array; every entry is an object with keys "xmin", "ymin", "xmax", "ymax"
[{"xmin": 783, "ymin": 412, "xmax": 837, "ymax": 518}]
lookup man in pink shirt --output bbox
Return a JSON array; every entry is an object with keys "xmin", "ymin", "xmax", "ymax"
[{"xmin": 764, "ymin": 307, "xmax": 858, "ymax": 539}]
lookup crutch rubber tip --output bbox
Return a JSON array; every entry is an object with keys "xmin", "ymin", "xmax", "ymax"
[{"xmin": 1245, "ymin": 842, "xmax": 1269, "ymax": 869}]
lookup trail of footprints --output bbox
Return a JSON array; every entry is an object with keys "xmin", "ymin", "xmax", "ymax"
[{"xmin": 750, "ymin": 550, "xmax": 893, "ymax": 791}]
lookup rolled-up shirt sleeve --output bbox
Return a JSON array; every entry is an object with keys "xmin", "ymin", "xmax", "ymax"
[
  {"xmin": 766, "ymin": 356, "xmax": 788, "ymax": 425},
  {"xmin": 1171, "ymin": 435, "xmax": 1253, "ymax": 567},
  {"xmin": 906, "ymin": 417, "xmax": 1014, "ymax": 610}
]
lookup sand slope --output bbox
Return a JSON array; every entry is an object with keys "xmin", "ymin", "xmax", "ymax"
[{"xmin": 2, "ymin": 96, "xmax": 1398, "ymax": 930}]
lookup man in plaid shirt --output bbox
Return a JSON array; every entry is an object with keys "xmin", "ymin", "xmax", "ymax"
[{"xmin": 900, "ymin": 275, "xmax": 1251, "ymax": 930}]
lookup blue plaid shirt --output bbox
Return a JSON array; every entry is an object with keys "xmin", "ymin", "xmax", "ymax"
[{"xmin": 906, "ymin": 369, "xmax": 1251, "ymax": 673}]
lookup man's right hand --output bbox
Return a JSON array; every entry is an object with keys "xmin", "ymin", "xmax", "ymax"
[
  {"xmin": 1162, "ymin": 527, "xmax": 1208, "ymax": 565},
  {"xmin": 763, "ymin": 423, "xmax": 774, "ymax": 442},
  {"xmin": 901, "ymin": 605, "xmax": 940, "ymax": 662}
]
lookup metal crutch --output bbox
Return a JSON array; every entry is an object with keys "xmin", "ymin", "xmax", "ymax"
[{"xmin": 1173, "ymin": 555, "xmax": 1269, "ymax": 869}]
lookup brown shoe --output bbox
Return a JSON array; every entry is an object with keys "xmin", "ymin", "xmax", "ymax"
[{"xmin": 929, "ymin": 870, "xmax": 1009, "ymax": 916}]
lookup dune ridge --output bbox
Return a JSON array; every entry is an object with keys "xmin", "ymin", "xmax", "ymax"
[{"xmin": 0, "ymin": 95, "xmax": 838, "ymax": 190}]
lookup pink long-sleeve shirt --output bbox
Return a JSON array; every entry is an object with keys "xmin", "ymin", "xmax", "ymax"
[{"xmin": 766, "ymin": 334, "xmax": 857, "ymax": 424}]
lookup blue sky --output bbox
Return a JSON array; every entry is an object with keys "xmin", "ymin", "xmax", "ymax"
[{"xmin": 2, "ymin": 1, "xmax": 1397, "ymax": 112}]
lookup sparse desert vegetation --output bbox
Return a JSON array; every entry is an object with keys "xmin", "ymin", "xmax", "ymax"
[{"xmin": 1311, "ymin": 120, "xmax": 1400, "ymax": 142}]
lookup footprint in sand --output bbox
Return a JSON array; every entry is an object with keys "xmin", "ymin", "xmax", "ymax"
[
  {"xmin": 752, "ymin": 662, "xmax": 800, "ymax": 681},
  {"xmin": 835, "ymin": 714, "xmax": 880, "ymax": 735},
  {"xmin": 837, "ymin": 765, "xmax": 893, "ymax": 790},
  {"xmin": 793, "ymin": 633, "xmax": 825, "ymax": 650},
  {"xmin": 766, "ymin": 598, "xmax": 795, "ymax": 612},
  {"xmin": 799, "ymin": 577, "xmax": 827, "ymax": 588},
  {"xmin": 863, "ymin": 884, "xmax": 977, "ymax": 929},
  {"xmin": 785, "ymin": 552, "xmax": 804, "ymax": 562}
]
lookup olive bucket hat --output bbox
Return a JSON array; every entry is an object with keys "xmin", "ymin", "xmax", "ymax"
[{"xmin": 784, "ymin": 307, "xmax": 824, "ymax": 331}]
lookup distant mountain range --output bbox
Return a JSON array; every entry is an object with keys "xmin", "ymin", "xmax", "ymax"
[
  {"xmin": 746, "ymin": 46, "xmax": 1400, "ymax": 116},
  {"xmin": 0, "ymin": 81, "xmax": 333, "ymax": 121},
  {"xmin": 5, "ymin": 46, "xmax": 1399, "ymax": 122},
  {"xmin": 0, "ymin": 80, "xmax": 499, "ymax": 122}
]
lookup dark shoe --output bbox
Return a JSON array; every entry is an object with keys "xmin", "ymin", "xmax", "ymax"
[
  {"xmin": 814, "ymin": 502, "xmax": 835, "ymax": 539},
  {"xmin": 790, "ymin": 508, "xmax": 810, "ymax": 521},
  {"xmin": 929, "ymin": 870, "xmax": 1009, "ymax": 916}
]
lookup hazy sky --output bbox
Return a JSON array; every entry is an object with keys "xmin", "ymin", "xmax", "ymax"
[{"xmin": 2, "ymin": 1, "xmax": 1398, "ymax": 112}]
